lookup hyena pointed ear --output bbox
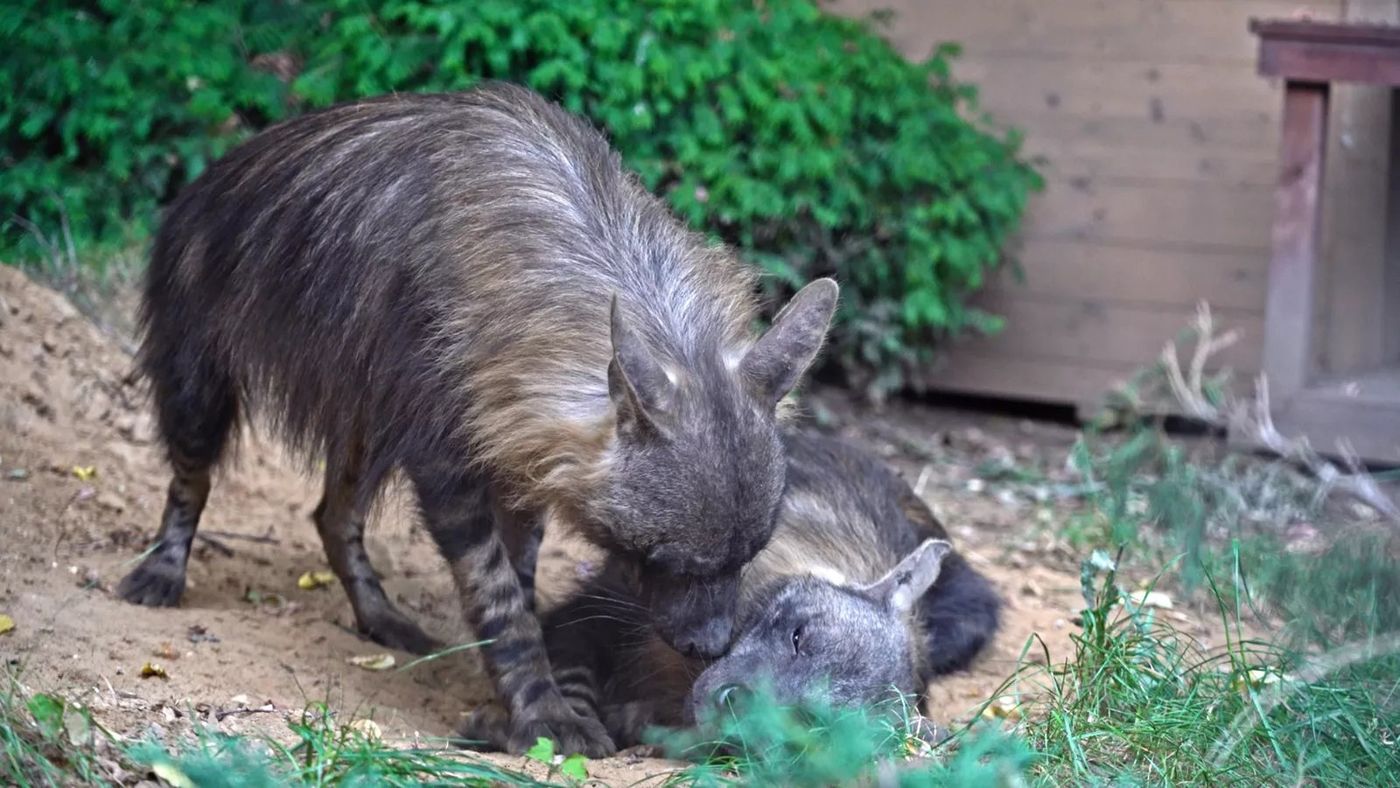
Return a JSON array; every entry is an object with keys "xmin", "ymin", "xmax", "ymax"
[
  {"xmin": 740, "ymin": 278, "xmax": 839, "ymax": 405},
  {"xmin": 862, "ymin": 539, "xmax": 952, "ymax": 613},
  {"xmin": 609, "ymin": 294, "xmax": 674, "ymax": 429}
]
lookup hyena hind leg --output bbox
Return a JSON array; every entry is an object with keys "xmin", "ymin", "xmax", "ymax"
[
  {"xmin": 540, "ymin": 581, "xmax": 641, "ymax": 726},
  {"xmin": 312, "ymin": 457, "xmax": 441, "ymax": 655},
  {"xmin": 117, "ymin": 354, "xmax": 238, "ymax": 607},
  {"xmin": 920, "ymin": 554, "xmax": 1002, "ymax": 676},
  {"xmin": 601, "ymin": 701, "xmax": 678, "ymax": 754}
]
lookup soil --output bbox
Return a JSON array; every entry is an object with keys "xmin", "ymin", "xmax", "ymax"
[{"xmin": 0, "ymin": 264, "xmax": 1227, "ymax": 783}]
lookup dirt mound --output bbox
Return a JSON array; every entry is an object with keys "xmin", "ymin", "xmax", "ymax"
[
  {"xmin": 0, "ymin": 263, "xmax": 1132, "ymax": 780},
  {"xmin": 0, "ymin": 264, "xmax": 495, "ymax": 744}
]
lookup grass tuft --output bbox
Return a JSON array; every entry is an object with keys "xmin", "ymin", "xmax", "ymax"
[
  {"xmin": 125, "ymin": 704, "xmax": 557, "ymax": 788},
  {"xmin": 1, "ymin": 673, "xmax": 123, "ymax": 786},
  {"xmin": 1, "ymin": 671, "xmax": 557, "ymax": 788},
  {"xmin": 995, "ymin": 548, "xmax": 1400, "ymax": 786},
  {"xmin": 654, "ymin": 684, "xmax": 1031, "ymax": 786}
]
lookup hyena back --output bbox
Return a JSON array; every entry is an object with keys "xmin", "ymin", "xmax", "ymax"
[
  {"xmin": 515, "ymin": 429, "xmax": 1002, "ymax": 748},
  {"xmin": 118, "ymin": 83, "xmax": 837, "ymax": 756}
]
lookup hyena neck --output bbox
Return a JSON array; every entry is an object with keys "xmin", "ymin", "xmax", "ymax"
[
  {"xmin": 455, "ymin": 269, "xmax": 758, "ymax": 517},
  {"xmin": 742, "ymin": 493, "xmax": 905, "ymax": 598},
  {"xmin": 506, "ymin": 414, "xmax": 618, "ymax": 515}
]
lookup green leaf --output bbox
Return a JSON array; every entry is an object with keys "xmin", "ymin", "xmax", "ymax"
[
  {"xmin": 559, "ymin": 753, "xmax": 589, "ymax": 780},
  {"xmin": 27, "ymin": 693, "xmax": 65, "ymax": 738},
  {"xmin": 524, "ymin": 736, "xmax": 555, "ymax": 764}
]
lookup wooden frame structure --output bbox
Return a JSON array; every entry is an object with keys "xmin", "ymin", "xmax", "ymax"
[{"xmin": 1247, "ymin": 19, "xmax": 1400, "ymax": 464}]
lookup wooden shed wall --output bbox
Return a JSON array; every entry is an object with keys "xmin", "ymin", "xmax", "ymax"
[{"xmin": 828, "ymin": 0, "xmax": 1371, "ymax": 412}]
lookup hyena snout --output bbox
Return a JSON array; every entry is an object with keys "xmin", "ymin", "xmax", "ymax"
[
  {"xmin": 646, "ymin": 572, "xmax": 739, "ymax": 659},
  {"xmin": 687, "ymin": 656, "xmax": 768, "ymax": 725},
  {"xmin": 686, "ymin": 681, "xmax": 754, "ymax": 725},
  {"xmin": 672, "ymin": 615, "xmax": 733, "ymax": 660}
]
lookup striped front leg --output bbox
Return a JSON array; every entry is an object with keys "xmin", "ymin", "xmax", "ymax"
[{"xmin": 409, "ymin": 465, "xmax": 615, "ymax": 757}]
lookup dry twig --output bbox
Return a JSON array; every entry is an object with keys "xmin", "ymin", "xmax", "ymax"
[{"xmin": 1158, "ymin": 303, "xmax": 1400, "ymax": 525}]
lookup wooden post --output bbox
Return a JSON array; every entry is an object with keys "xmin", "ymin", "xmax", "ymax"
[
  {"xmin": 1386, "ymin": 87, "xmax": 1400, "ymax": 365},
  {"xmin": 1262, "ymin": 80, "xmax": 1329, "ymax": 400}
]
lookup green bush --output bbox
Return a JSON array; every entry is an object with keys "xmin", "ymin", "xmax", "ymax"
[
  {"xmin": 2, "ymin": 0, "xmax": 1040, "ymax": 394},
  {"xmin": 0, "ymin": 1, "xmax": 301, "ymax": 257}
]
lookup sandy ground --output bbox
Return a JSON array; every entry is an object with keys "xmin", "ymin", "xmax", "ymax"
[{"xmin": 0, "ymin": 264, "xmax": 1226, "ymax": 783}]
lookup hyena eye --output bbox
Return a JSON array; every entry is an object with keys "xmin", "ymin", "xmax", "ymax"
[{"xmin": 791, "ymin": 625, "xmax": 804, "ymax": 656}]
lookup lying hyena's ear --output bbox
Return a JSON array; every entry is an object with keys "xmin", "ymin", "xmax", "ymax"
[
  {"xmin": 740, "ymin": 278, "xmax": 839, "ymax": 405},
  {"xmin": 861, "ymin": 539, "xmax": 952, "ymax": 613},
  {"xmin": 609, "ymin": 294, "xmax": 675, "ymax": 431}
]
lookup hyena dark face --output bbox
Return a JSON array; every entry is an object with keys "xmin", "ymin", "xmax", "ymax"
[
  {"xmin": 592, "ymin": 281, "xmax": 837, "ymax": 658},
  {"xmin": 687, "ymin": 539, "xmax": 953, "ymax": 724}
]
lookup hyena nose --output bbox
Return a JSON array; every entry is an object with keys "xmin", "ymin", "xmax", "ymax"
[
  {"xmin": 673, "ymin": 616, "xmax": 733, "ymax": 659},
  {"xmin": 713, "ymin": 683, "xmax": 751, "ymax": 711}
]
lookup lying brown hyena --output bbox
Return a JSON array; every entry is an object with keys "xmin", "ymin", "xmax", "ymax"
[
  {"xmin": 116, "ymin": 82, "xmax": 838, "ymax": 755},
  {"xmin": 466, "ymin": 429, "xmax": 1003, "ymax": 750}
]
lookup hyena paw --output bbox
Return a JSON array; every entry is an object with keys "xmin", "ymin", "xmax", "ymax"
[
  {"xmin": 507, "ymin": 706, "xmax": 616, "ymax": 758},
  {"xmin": 617, "ymin": 743, "xmax": 668, "ymax": 760},
  {"xmin": 115, "ymin": 555, "xmax": 186, "ymax": 607},
  {"xmin": 359, "ymin": 608, "xmax": 442, "ymax": 655},
  {"xmin": 454, "ymin": 705, "xmax": 511, "ymax": 752}
]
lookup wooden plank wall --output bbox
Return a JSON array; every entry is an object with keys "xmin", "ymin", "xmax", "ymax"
[
  {"xmin": 1320, "ymin": 0, "xmax": 1399, "ymax": 376},
  {"xmin": 828, "ymin": 0, "xmax": 1347, "ymax": 411}
]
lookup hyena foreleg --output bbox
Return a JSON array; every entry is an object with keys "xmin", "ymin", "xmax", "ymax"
[
  {"xmin": 456, "ymin": 704, "xmax": 511, "ymax": 752},
  {"xmin": 311, "ymin": 448, "xmax": 441, "ymax": 655},
  {"xmin": 494, "ymin": 502, "xmax": 543, "ymax": 614},
  {"xmin": 409, "ymin": 462, "xmax": 615, "ymax": 757}
]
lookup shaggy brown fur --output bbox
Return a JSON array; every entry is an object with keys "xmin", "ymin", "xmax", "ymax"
[{"xmin": 115, "ymin": 83, "xmax": 837, "ymax": 756}]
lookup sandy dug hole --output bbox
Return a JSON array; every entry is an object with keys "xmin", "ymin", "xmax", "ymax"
[{"xmin": 0, "ymin": 265, "xmax": 1226, "ymax": 782}]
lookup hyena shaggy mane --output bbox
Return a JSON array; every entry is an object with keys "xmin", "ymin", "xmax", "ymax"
[
  {"xmin": 117, "ymin": 82, "xmax": 838, "ymax": 756},
  {"xmin": 469, "ymin": 429, "xmax": 1003, "ymax": 750}
]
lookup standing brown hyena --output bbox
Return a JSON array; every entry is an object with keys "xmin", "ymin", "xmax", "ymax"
[{"xmin": 116, "ymin": 83, "xmax": 838, "ymax": 756}]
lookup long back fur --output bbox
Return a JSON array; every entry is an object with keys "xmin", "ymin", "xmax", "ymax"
[{"xmin": 140, "ymin": 83, "xmax": 758, "ymax": 508}]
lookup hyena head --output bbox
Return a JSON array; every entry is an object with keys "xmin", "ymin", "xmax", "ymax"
[
  {"xmin": 687, "ymin": 539, "xmax": 952, "ymax": 721},
  {"xmin": 595, "ymin": 279, "xmax": 839, "ymax": 659}
]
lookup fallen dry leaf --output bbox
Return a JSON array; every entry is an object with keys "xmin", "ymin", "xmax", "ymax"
[
  {"xmin": 348, "ymin": 718, "xmax": 382, "ymax": 742},
  {"xmin": 243, "ymin": 588, "xmax": 288, "ymax": 609},
  {"xmin": 139, "ymin": 662, "xmax": 169, "ymax": 680},
  {"xmin": 1232, "ymin": 667, "xmax": 1295, "ymax": 692},
  {"xmin": 0, "ymin": 614, "xmax": 13, "ymax": 635},
  {"xmin": 71, "ymin": 465, "xmax": 96, "ymax": 481},
  {"xmin": 297, "ymin": 570, "xmax": 337, "ymax": 591},
  {"xmin": 1127, "ymin": 590, "xmax": 1174, "ymax": 610},
  {"xmin": 981, "ymin": 695, "xmax": 1021, "ymax": 721},
  {"xmin": 347, "ymin": 653, "xmax": 396, "ymax": 671},
  {"xmin": 151, "ymin": 761, "xmax": 196, "ymax": 788}
]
